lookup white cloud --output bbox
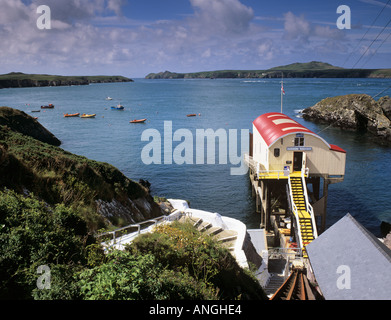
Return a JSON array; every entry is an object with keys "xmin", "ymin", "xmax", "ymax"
[
  {"xmin": 189, "ymin": 0, "xmax": 254, "ymax": 35},
  {"xmin": 0, "ymin": 1, "xmax": 357, "ymax": 77},
  {"xmin": 283, "ymin": 12, "xmax": 311, "ymax": 42},
  {"xmin": 257, "ymin": 39, "xmax": 275, "ymax": 61},
  {"xmin": 283, "ymin": 12, "xmax": 346, "ymax": 42}
]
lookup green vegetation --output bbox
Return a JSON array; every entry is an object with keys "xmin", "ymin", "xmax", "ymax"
[
  {"xmin": 145, "ymin": 61, "xmax": 391, "ymax": 79},
  {"xmin": 0, "ymin": 72, "xmax": 133, "ymax": 89},
  {"xmin": 0, "ymin": 189, "xmax": 266, "ymax": 300},
  {"xmin": 0, "ymin": 106, "xmax": 267, "ymax": 300},
  {"xmin": 0, "ymin": 125, "xmax": 148, "ymax": 230},
  {"xmin": 0, "ymin": 72, "xmax": 131, "ymax": 82},
  {"xmin": 0, "ymin": 189, "xmax": 91, "ymax": 299}
]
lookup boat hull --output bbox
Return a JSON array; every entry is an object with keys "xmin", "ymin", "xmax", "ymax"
[
  {"xmin": 64, "ymin": 113, "xmax": 80, "ymax": 117},
  {"xmin": 81, "ymin": 114, "xmax": 96, "ymax": 118},
  {"xmin": 130, "ymin": 118, "xmax": 146, "ymax": 123}
]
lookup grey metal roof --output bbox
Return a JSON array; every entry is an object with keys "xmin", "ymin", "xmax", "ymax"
[{"xmin": 306, "ymin": 213, "xmax": 391, "ymax": 300}]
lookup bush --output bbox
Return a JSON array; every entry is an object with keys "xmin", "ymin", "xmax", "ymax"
[
  {"xmin": 128, "ymin": 221, "xmax": 267, "ymax": 300},
  {"xmin": 0, "ymin": 189, "xmax": 92, "ymax": 299},
  {"xmin": 77, "ymin": 250, "xmax": 216, "ymax": 300},
  {"xmin": 0, "ymin": 189, "xmax": 266, "ymax": 300}
]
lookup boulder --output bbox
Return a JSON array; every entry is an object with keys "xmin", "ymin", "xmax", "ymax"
[
  {"xmin": 378, "ymin": 95, "xmax": 391, "ymax": 121},
  {"xmin": 302, "ymin": 94, "xmax": 391, "ymax": 145}
]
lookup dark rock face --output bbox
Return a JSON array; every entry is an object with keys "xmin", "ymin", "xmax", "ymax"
[
  {"xmin": 302, "ymin": 94, "xmax": 391, "ymax": 145},
  {"xmin": 96, "ymin": 195, "xmax": 164, "ymax": 226},
  {"xmin": 378, "ymin": 96, "xmax": 391, "ymax": 121},
  {"xmin": 0, "ymin": 106, "xmax": 61, "ymax": 146}
]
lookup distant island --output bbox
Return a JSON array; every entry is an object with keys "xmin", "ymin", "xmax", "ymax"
[
  {"xmin": 0, "ymin": 72, "xmax": 133, "ymax": 89},
  {"xmin": 145, "ymin": 61, "xmax": 391, "ymax": 79}
]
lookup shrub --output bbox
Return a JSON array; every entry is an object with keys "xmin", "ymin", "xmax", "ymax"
[
  {"xmin": 77, "ymin": 250, "xmax": 216, "ymax": 300},
  {"xmin": 0, "ymin": 189, "xmax": 92, "ymax": 299},
  {"xmin": 128, "ymin": 221, "xmax": 267, "ymax": 300}
]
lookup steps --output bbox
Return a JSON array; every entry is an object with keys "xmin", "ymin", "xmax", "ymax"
[
  {"xmin": 264, "ymin": 274, "xmax": 286, "ymax": 296},
  {"xmin": 289, "ymin": 177, "xmax": 315, "ymax": 258},
  {"xmin": 178, "ymin": 216, "xmax": 238, "ymax": 251}
]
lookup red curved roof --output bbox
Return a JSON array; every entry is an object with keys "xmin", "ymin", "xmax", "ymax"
[{"xmin": 253, "ymin": 112, "xmax": 333, "ymax": 149}]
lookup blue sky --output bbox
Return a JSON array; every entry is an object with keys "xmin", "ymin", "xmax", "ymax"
[{"xmin": 1, "ymin": 0, "xmax": 390, "ymax": 77}]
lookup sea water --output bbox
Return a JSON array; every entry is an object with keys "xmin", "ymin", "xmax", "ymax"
[{"xmin": 1, "ymin": 78, "xmax": 390, "ymax": 236}]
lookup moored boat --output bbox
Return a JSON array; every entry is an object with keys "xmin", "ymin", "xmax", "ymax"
[
  {"xmin": 41, "ymin": 104, "xmax": 54, "ymax": 109},
  {"xmin": 111, "ymin": 104, "xmax": 124, "ymax": 110},
  {"xmin": 130, "ymin": 118, "xmax": 147, "ymax": 123},
  {"xmin": 186, "ymin": 114, "xmax": 196, "ymax": 117},
  {"xmin": 64, "ymin": 113, "xmax": 80, "ymax": 117},
  {"xmin": 106, "ymin": 97, "xmax": 113, "ymax": 100},
  {"xmin": 81, "ymin": 113, "xmax": 96, "ymax": 118}
]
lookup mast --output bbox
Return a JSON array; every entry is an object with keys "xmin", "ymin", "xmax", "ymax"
[{"xmin": 280, "ymin": 72, "xmax": 284, "ymax": 113}]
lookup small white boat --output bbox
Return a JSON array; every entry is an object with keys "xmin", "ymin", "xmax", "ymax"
[{"xmin": 105, "ymin": 97, "xmax": 113, "ymax": 100}]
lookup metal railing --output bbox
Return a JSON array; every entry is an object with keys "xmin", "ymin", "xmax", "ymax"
[
  {"xmin": 288, "ymin": 176, "xmax": 304, "ymax": 253},
  {"xmin": 244, "ymin": 154, "xmax": 290, "ymax": 180},
  {"xmin": 258, "ymin": 169, "xmax": 290, "ymax": 180},
  {"xmin": 97, "ymin": 214, "xmax": 170, "ymax": 243},
  {"xmin": 300, "ymin": 169, "xmax": 318, "ymax": 239}
]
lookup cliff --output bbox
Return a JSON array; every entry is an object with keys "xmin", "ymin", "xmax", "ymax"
[
  {"xmin": 0, "ymin": 107, "xmax": 163, "ymax": 231},
  {"xmin": 302, "ymin": 94, "xmax": 391, "ymax": 145},
  {"xmin": 0, "ymin": 106, "xmax": 61, "ymax": 146},
  {"xmin": 145, "ymin": 61, "xmax": 391, "ymax": 79},
  {"xmin": 0, "ymin": 72, "xmax": 133, "ymax": 89}
]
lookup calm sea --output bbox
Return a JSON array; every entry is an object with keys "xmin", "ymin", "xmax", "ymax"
[{"xmin": 1, "ymin": 78, "xmax": 391, "ymax": 236}]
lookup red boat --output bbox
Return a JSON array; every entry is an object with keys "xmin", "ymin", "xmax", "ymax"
[
  {"xmin": 41, "ymin": 104, "xmax": 54, "ymax": 109},
  {"xmin": 186, "ymin": 114, "xmax": 196, "ymax": 117},
  {"xmin": 130, "ymin": 118, "xmax": 147, "ymax": 123}
]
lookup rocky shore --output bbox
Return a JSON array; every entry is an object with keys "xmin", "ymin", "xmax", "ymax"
[
  {"xmin": 302, "ymin": 94, "xmax": 391, "ymax": 145},
  {"xmin": 0, "ymin": 107, "xmax": 163, "ymax": 230}
]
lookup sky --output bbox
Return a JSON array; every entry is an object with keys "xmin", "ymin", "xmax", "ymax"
[{"xmin": 1, "ymin": 0, "xmax": 390, "ymax": 78}]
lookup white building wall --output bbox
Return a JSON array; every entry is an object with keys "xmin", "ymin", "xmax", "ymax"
[
  {"xmin": 252, "ymin": 124, "xmax": 269, "ymax": 170},
  {"xmin": 262, "ymin": 133, "xmax": 346, "ymax": 176}
]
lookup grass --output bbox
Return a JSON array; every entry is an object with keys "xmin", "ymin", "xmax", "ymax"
[{"xmin": 0, "ymin": 125, "xmax": 147, "ymax": 230}]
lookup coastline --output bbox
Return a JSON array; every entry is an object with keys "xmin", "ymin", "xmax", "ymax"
[{"xmin": 0, "ymin": 72, "xmax": 133, "ymax": 89}]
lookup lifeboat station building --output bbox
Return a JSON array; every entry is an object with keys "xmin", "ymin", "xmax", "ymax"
[{"xmin": 246, "ymin": 112, "xmax": 346, "ymax": 258}]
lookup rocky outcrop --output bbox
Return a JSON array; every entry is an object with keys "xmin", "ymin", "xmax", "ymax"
[
  {"xmin": 0, "ymin": 108, "xmax": 164, "ymax": 230},
  {"xmin": 302, "ymin": 94, "xmax": 391, "ymax": 145},
  {"xmin": 0, "ymin": 106, "xmax": 61, "ymax": 146},
  {"xmin": 96, "ymin": 195, "xmax": 164, "ymax": 225},
  {"xmin": 379, "ymin": 96, "xmax": 391, "ymax": 120}
]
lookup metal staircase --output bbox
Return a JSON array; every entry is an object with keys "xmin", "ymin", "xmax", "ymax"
[{"xmin": 288, "ymin": 175, "xmax": 318, "ymax": 258}]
